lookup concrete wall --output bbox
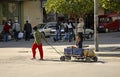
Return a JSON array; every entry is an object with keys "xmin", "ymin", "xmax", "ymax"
[{"xmin": 23, "ymin": 0, "xmax": 43, "ymax": 27}]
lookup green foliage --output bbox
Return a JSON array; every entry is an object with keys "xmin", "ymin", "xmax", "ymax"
[
  {"xmin": 45, "ymin": 0, "xmax": 94, "ymax": 18},
  {"xmin": 45, "ymin": 0, "xmax": 120, "ymax": 18},
  {"xmin": 98, "ymin": 0, "xmax": 120, "ymax": 13}
]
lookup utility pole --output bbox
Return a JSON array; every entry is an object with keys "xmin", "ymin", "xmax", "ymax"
[{"xmin": 94, "ymin": 0, "xmax": 99, "ymax": 51}]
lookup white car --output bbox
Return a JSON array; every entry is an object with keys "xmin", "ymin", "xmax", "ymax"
[
  {"xmin": 31, "ymin": 22, "xmax": 59, "ymax": 38},
  {"xmin": 83, "ymin": 28, "xmax": 94, "ymax": 39},
  {"xmin": 37, "ymin": 22, "xmax": 57, "ymax": 37}
]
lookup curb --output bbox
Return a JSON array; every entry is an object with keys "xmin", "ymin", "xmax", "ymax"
[{"xmin": 96, "ymin": 52, "xmax": 120, "ymax": 57}]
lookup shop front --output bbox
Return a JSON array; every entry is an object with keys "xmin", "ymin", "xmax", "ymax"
[
  {"xmin": 0, "ymin": 0, "xmax": 23, "ymax": 31},
  {"xmin": 0, "ymin": 0, "xmax": 43, "ymax": 32}
]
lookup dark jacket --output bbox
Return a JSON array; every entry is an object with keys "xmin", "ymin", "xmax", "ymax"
[
  {"xmin": 24, "ymin": 23, "xmax": 32, "ymax": 33},
  {"xmin": 56, "ymin": 22, "xmax": 61, "ymax": 30}
]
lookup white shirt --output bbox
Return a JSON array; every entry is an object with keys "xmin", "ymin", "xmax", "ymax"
[
  {"xmin": 67, "ymin": 23, "xmax": 72, "ymax": 29},
  {"xmin": 77, "ymin": 22, "xmax": 84, "ymax": 33}
]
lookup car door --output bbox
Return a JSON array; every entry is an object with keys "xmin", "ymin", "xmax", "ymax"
[{"xmin": 43, "ymin": 25, "xmax": 52, "ymax": 36}]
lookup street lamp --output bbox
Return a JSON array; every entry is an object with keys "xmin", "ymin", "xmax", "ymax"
[{"xmin": 94, "ymin": 0, "xmax": 99, "ymax": 51}]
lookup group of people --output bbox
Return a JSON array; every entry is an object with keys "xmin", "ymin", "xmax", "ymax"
[
  {"xmin": 2, "ymin": 17, "xmax": 84, "ymax": 60},
  {"xmin": 2, "ymin": 20, "xmax": 32, "ymax": 42},
  {"xmin": 53, "ymin": 19, "xmax": 75, "ymax": 42},
  {"xmin": 54, "ymin": 18, "xmax": 84, "ymax": 46},
  {"xmin": 62, "ymin": 19, "xmax": 75, "ymax": 42}
]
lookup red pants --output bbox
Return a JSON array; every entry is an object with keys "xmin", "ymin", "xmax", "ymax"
[{"xmin": 32, "ymin": 43, "xmax": 43, "ymax": 59}]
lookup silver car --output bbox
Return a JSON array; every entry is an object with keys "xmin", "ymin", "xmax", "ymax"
[{"xmin": 38, "ymin": 22, "xmax": 57, "ymax": 37}]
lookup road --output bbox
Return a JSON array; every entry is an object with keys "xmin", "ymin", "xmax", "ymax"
[{"xmin": 0, "ymin": 32, "xmax": 120, "ymax": 77}]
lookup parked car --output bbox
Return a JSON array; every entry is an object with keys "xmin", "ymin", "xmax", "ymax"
[
  {"xmin": 36, "ymin": 23, "xmax": 46, "ymax": 29},
  {"xmin": 31, "ymin": 22, "xmax": 60, "ymax": 38},
  {"xmin": 38, "ymin": 22, "xmax": 56, "ymax": 37},
  {"xmin": 83, "ymin": 28, "xmax": 94, "ymax": 39},
  {"xmin": 98, "ymin": 13, "xmax": 120, "ymax": 32}
]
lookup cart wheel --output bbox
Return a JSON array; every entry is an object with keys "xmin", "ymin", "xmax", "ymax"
[
  {"xmin": 85, "ymin": 57, "xmax": 91, "ymax": 62},
  {"xmin": 60, "ymin": 56, "xmax": 65, "ymax": 61},
  {"xmin": 66, "ymin": 56, "xmax": 71, "ymax": 60},
  {"xmin": 93, "ymin": 56, "xmax": 98, "ymax": 62}
]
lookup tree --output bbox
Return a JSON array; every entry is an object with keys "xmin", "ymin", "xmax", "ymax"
[
  {"xmin": 45, "ymin": 0, "xmax": 94, "ymax": 19},
  {"xmin": 45, "ymin": 0, "xmax": 120, "ymax": 17},
  {"xmin": 98, "ymin": 0, "xmax": 120, "ymax": 13}
]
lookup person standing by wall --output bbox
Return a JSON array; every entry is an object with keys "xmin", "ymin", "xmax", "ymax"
[
  {"xmin": 31, "ymin": 26, "xmax": 48, "ymax": 60},
  {"xmin": 24, "ymin": 20, "xmax": 32, "ymax": 41},
  {"xmin": 76, "ymin": 18, "xmax": 84, "ymax": 48},
  {"xmin": 2, "ymin": 22, "xmax": 11, "ymax": 42},
  {"xmin": 12, "ymin": 20, "xmax": 20, "ymax": 41}
]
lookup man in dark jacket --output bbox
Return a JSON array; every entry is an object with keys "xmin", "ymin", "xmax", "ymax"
[{"xmin": 24, "ymin": 20, "xmax": 32, "ymax": 41}]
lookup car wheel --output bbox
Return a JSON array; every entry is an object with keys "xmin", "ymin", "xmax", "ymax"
[
  {"xmin": 105, "ymin": 28, "xmax": 109, "ymax": 33},
  {"xmin": 86, "ymin": 33, "xmax": 93, "ymax": 39}
]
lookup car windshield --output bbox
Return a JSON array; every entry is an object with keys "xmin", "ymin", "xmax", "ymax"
[
  {"xmin": 48, "ymin": 26, "xmax": 56, "ymax": 29},
  {"xmin": 45, "ymin": 22, "xmax": 64, "ymax": 29},
  {"xmin": 47, "ymin": 22, "xmax": 56, "ymax": 26},
  {"xmin": 36, "ymin": 24, "xmax": 46, "ymax": 29}
]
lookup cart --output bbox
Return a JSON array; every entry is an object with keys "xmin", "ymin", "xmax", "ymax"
[{"xmin": 60, "ymin": 47, "xmax": 98, "ymax": 62}]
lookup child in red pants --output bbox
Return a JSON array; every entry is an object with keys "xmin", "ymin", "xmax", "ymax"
[{"xmin": 31, "ymin": 26, "xmax": 48, "ymax": 60}]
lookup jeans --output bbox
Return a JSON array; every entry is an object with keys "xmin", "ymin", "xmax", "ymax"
[
  {"xmin": 68, "ymin": 28, "xmax": 75, "ymax": 41},
  {"xmin": 63, "ymin": 32, "xmax": 69, "ymax": 41},
  {"xmin": 3, "ymin": 33, "xmax": 9, "ymax": 42},
  {"xmin": 14, "ymin": 31, "xmax": 19, "ymax": 41},
  {"xmin": 54, "ymin": 30, "xmax": 61, "ymax": 41}
]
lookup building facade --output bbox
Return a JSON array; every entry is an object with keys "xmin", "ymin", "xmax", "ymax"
[{"xmin": 0, "ymin": 0, "xmax": 43, "ymax": 31}]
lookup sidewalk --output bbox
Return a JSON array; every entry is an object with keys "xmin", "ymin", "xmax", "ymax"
[
  {"xmin": 0, "ymin": 38, "xmax": 120, "ymax": 58},
  {"xmin": 95, "ymin": 47, "xmax": 120, "ymax": 57}
]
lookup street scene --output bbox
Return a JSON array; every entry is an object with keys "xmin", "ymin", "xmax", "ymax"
[
  {"xmin": 0, "ymin": 32, "xmax": 120, "ymax": 77},
  {"xmin": 0, "ymin": 0, "xmax": 120, "ymax": 77}
]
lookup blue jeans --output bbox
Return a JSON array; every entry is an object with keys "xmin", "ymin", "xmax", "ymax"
[
  {"xmin": 14, "ymin": 31, "xmax": 19, "ymax": 41},
  {"xmin": 55, "ymin": 30, "xmax": 61, "ymax": 41},
  {"xmin": 3, "ymin": 33, "xmax": 9, "ymax": 42},
  {"xmin": 63, "ymin": 32, "xmax": 69, "ymax": 41},
  {"xmin": 68, "ymin": 28, "xmax": 75, "ymax": 41}
]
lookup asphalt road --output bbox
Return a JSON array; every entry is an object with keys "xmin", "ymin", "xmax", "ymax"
[{"xmin": 0, "ymin": 32, "xmax": 120, "ymax": 77}]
